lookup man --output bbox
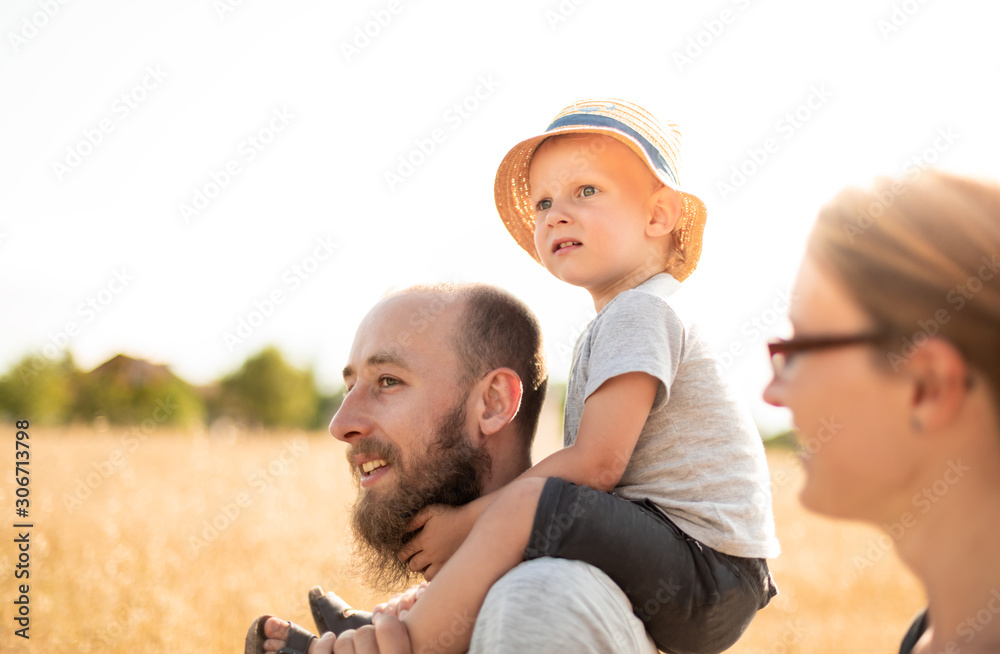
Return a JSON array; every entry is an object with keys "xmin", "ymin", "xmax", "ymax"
[{"xmin": 254, "ymin": 283, "xmax": 657, "ymax": 654}]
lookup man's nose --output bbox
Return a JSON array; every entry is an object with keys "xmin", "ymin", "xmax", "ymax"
[{"xmin": 329, "ymin": 386, "xmax": 373, "ymax": 443}]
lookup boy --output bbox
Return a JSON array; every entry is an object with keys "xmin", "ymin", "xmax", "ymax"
[{"xmin": 259, "ymin": 99, "xmax": 780, "ymax": 654}]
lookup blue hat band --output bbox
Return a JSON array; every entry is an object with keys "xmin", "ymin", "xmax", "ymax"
[{"xmin": 545, "ymin": 113, "xmax": 679, "ymax": 187}]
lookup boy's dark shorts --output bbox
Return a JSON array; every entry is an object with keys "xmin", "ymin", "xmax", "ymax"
[{"xmin": 524, "ymin": 477, "xmax": 778, "ymax": 654}]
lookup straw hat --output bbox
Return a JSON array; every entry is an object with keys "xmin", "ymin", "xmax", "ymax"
[{"xmin": 494, "ymin": 98, "xmax": 707, "ymax": 282}]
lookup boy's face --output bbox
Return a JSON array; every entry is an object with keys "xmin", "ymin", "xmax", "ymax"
[{"xmin": 529, "ymin": 133, "xmax": 668, "ymax": 306}]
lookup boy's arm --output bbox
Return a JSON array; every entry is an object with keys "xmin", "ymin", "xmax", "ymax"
[
  {"xmin": 512, "ymin": 370, "xmax": 658, "ymax": 491},
  {"xmin": 401, "ymin": 371, "xmax": 658, "ymax": 572}
]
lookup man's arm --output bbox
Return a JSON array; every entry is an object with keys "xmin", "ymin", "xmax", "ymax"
[{"xmin": 469, "ymin": 558, "xmax": 658, "ymax": 654}]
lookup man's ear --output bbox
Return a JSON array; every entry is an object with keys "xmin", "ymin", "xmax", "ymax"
[
  {"xmin": 473, "ymin": 368, "xmax": 523, "ymax": 440},
  {"xmin": 645, "ymin": 185, "xmax": 681, "ymax": 238},
  {"xmin": 903, "ymin": 338, "xmax": 970, "ymax": 432}
]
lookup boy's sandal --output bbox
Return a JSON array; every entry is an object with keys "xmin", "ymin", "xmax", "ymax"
[
  {"xmin": 244, "ymin": 614, "xmax": 317, "ymax": 654},
  {"xmin": 308, "ymin": 585, "xmax": 374, "ymax": 635}
]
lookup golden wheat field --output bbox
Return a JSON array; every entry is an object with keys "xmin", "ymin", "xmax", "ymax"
[{"xmin": 0, "ymin": 422, "xmax": 924, "ymax": 653}]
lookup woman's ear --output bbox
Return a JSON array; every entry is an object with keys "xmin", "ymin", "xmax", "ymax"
[
  {"xmin": 646, "ymin": 185, "xmax": 682, "ymax": 238},
  {"xmin": 904, "ymin": 338, "xmax": 970, "ymax": 432},
  {"xmin": 473, "ymin": 368, "xmax": 523, "ymax": 440}
]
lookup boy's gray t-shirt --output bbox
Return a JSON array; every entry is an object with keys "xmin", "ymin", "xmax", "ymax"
[{"xmin": 564, "ymin": 273, "xmax": 780, "ymax": 558}]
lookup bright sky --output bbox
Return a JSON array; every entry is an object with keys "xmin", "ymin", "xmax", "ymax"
[{"xmin": 2, "ymin": 0, "xmax": 999, "ymax": 434}]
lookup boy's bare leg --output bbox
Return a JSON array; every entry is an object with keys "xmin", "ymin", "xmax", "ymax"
[{"xmin": 401, "ymin": 478, "xmax": 545, "ymax": 654}]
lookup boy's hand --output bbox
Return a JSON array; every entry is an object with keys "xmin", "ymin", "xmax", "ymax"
[
  {"xmin": 398, "ymin": 503, "xmax": 476, "ymax": 579},
  {"xmin": 372, "ymin": 582, "xmax": 428, "ymax": 619},
  {"xmin": 335, "ymin": 614, "xmax": 412, "ymax": 654}
]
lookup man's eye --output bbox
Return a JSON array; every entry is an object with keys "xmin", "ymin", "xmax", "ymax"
[
  {"xmin": 536, "ymin": 198, "xmax": 552, "ymax": 211},
  {"xmin": 581, "ymin": 185, "xmax": 597, "ymax": 197},
  {"xmin": 379, "ymin": 377, "xmax": 400, "ymax": 387}
]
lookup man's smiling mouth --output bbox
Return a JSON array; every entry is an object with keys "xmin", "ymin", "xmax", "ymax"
[{"xmin": 361, "ymin": 459, "xmax": 389, "ymax": 476}]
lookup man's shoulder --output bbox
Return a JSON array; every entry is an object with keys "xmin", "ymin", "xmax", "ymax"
[
  {"xmin": 469, "ymin": 558, "xmax": 657, "ymax": 654},
  {"xmin": 494, "ymin": 557, "xmax": 610, "ymax": 592}
]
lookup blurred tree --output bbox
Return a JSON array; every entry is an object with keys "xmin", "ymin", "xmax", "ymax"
[
  {"xmin": 214, "ymin": 346, "xmax": 319, "ymax": 428},
  {"xmin": 310, "ymin": 387, "xmax": 344, "ymax": 430},
  {"xmin": 0, "ymin": 352, "xmax": 80, "ymax": 424},
  {"xmin": 762, "ymin": 429, "xmax": 798, "ymax": 450},
  {"xmin": 76, "ymin": 354, "xmax": 205, "ymax": 427}
]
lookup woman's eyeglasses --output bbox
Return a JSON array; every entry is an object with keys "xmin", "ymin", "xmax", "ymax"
[{"xmin": 767, "ymin": 332, "xmax": 889, "ymax": 377}]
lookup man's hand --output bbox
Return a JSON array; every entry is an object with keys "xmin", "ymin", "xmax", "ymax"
[
  {"xmin": 372, "ymin": 582, "xmax": 428, "ymax": 619},
  {"xmin": 398, "ymin": 503, "xmax": 477, "ymax": 579}
]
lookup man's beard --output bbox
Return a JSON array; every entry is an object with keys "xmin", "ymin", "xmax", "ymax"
[{"xmin": 348, "ymin": 401, "xmax": 492, "ymax": 593}]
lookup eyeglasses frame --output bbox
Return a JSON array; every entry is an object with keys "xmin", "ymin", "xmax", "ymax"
[{"xmin": 767, "ymin": 332, "xmax": 890, "ymax": 376}]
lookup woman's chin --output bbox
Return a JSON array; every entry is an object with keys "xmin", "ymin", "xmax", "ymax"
[
  {"xmin": 798, "ymin": 484, "xmax": 864, "ymax": 522},
  {"xmin": 798, "ymin": 483, "xmax": 834, "ymax": 517}
]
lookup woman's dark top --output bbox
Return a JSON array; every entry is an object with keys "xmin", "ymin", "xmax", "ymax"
[{"xmin": 899, "ymin": 609, "xmax": 929, "ymax": 654}]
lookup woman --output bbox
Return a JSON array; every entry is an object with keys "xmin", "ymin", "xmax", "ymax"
[{"xmin": 763, "ymin": 170, "xmax": 1000, "ymax": 653}]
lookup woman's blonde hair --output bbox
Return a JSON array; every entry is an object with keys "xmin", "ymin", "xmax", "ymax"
[{"xmin": 808, "ymin": 170, "xmax": 1000, "ymax": 397}]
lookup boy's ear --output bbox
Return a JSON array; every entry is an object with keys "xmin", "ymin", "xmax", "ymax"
[
  {"xmin": 646, "ymin": 185, "xmax": 682, "ymax": 238},
  {"xmin": 472, "ymin": 367, "xmax": 523, "ymax": 441}
]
